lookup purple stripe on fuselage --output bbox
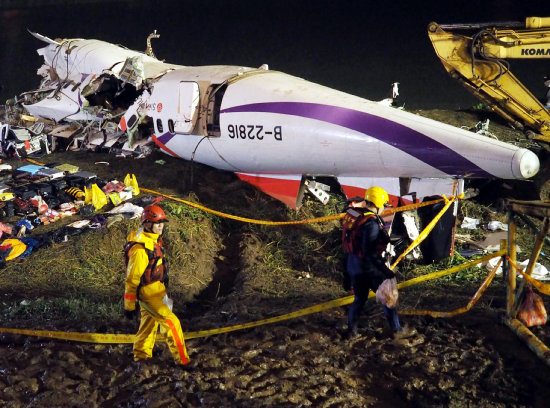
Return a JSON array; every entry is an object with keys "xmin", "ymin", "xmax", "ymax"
[
  {"xmin": 220, "ymin": 102, "xmax": 491, "ymax": 177},
  {"xmin": 156, "ymin": 132, "xmax": 175, "ymax": 145}
]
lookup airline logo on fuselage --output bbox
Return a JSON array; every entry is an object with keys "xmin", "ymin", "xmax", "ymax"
[{"xmin": 139, "ymin": 102, "xmax": 163, "ymax": 113}]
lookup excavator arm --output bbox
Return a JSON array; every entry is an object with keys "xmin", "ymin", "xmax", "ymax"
[{"xmin": 428, "ymin": 17, "xmax": 550, "ymax": 143}]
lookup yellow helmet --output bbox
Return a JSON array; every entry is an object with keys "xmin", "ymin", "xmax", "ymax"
[{"xmin": 364, "ymin": 186, "xmax": 389, "ymax": 209}]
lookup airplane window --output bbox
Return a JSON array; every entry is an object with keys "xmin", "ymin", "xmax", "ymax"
[
  {"xmin": 127, "ymin": 114, "xmax": 138, "ymax": 129},
  {"xmin": 168, "ymin": 119, "xmax": 175, "ymax": 134},
  {"xmin": 156, "ymin": 119, "xmax": 163, "ymax": 133}
]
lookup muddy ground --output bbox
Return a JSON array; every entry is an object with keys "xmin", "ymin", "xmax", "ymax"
[
  {"xmin": 2, "ymin": 310, "xmax": 550, "ymax": 408},
  {"xmin": 1, "ymin": 108, "xmax": 550, "ymax": 407}
]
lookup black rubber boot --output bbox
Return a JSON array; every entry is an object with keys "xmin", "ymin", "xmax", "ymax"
[{"xmin": 344, "ymin": 323, "xmax": 359, "ymax": 339}]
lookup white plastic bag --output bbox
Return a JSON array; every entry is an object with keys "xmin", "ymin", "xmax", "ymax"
[
  {"xmin": 519, "ymin": 260, "xmax": 550, "ymax": 281},
  {"xmin": 376, "ymin": 278, "xmax": 398, "ymax": 308},
  {"xmin": 460, "ymin": 217, "xmax": 480, "ymax": 229},
  {"xmin": 485, "ymin": 256, "xmax": 503, "ymax": 275},
  {"xmin": 485, "ymin": 258, "xmax": 550, "ymax": 280},
  {"xmin": 487, "ymin": 221, "xmax": 508, "ymax": 231}
]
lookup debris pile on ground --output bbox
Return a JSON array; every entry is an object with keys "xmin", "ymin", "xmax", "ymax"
[{"xmin": 0, "ymin": 157, "xmax": 152, "ymax": 267}]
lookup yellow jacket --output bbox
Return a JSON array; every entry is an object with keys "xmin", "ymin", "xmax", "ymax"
[
  {"xmin": 124, "ymin": 228, "xmax": 167, "ymax": 311},
  {"xmin": 1, "ymin": 239, "xmax": 27, "ymax": 261}
]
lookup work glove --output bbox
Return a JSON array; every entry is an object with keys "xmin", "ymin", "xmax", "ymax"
[{"xmin": 124, "ymin": 309, "xmax": 137, "ymax": 320}]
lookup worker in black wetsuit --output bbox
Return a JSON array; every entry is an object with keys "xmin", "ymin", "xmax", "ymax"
[{"xmin": 344, "ymin": 186, "xmax": 403, "ymax": 338}]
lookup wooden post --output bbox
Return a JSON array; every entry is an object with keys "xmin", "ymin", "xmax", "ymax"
[
  {"xmin": 504, "ymin": 318, "xmax": 550, "ymax": 367},
  {"xmin": 506, "ymin": 212, "xmax": 517, "ymax": 317},
  {"xmin": 512, "ymin": 217, "xmax": 550, "ymax": 318},
  {"xmin": 503, "ymin": 200, "xmax": 550, "ymax": 367}
]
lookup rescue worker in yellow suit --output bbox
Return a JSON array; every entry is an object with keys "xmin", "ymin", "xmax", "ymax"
[{"xmin": 123, "ymin": 204, "xmax": 189, "ymax": 365}]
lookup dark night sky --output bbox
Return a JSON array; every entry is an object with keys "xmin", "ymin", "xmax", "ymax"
[{"xmin": 1, "ymin": 0, "xmax": 549, "ymax": 109}]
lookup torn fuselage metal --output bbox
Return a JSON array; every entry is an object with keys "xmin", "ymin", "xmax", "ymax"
[{"xmin": 18, "ymin": 32, "xmax": 178, "ymax": 153}]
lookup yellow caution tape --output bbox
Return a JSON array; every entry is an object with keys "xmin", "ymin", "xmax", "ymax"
[
  {"xmin": 25, "ymin": 156, "xmax": 460, "ymax": 226},
  {"xmin": 143, "ymin": 185, "xmax": 344, "ymax": 225},
  {"xmin": 0, "ymin": 328, "xmax": 134, "ymax": 344},
  {"xmin": 0, "ymin": 296, "xmax": 354, "ymax": 342},
  {"xmin": 391, "ymin": 195, "xmax": 456, "ymax": 270},
  {"xmin": 184, "ymin": 295, "xmax": 354, "ymax": 339},
  {"xmin": 507, "ymin": 256, "xmax": 550, "ymax": 296},
  {"xmin": 142, "ymin": 186, "xmax": 460, "ymax": 226},
  {"xmin": 400, "ymin": 257, "xmax": 502, "ymax": 317},
  {"xmin": 397, "ymin": 249, "xmax": 505, "ymax": 290},
  {"xmin": 0, "ymin": 251, "xmax": 504, "ymax": 343}
]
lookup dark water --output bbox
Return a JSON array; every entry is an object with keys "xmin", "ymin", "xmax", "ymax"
[{"xmin": 0, "ymin": 0, "xmax": 549, "ymax": 110}]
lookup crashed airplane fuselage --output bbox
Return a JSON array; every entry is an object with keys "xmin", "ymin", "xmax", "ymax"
[{"xmin": 19, "ymin": 32, "xmax": 540, "ymax": 208}]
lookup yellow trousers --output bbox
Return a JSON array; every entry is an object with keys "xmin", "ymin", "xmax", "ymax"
[{"xmin": 134, "ymin": 297, "xmax": 189, "ymax": 365}]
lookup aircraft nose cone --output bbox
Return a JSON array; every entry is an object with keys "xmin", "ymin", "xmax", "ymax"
[{"xmin": 513, "ymin": 149, "xmax": 540, "ymax": 179}]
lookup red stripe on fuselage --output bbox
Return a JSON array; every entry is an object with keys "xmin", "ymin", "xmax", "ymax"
[
  {"xmin": 236, "ymin": 174, "xmax": 301, "ymax": 209},
  {"xmin": 119, "ymin": 116, "xmax": 127, "ymax": 132},
  {"xmin": 152, "ymin": 134, "xmax": 179, "ymax": 157}
]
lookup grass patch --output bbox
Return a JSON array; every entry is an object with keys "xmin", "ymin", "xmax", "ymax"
[
  {"xmin": 2, "ymin": 297, "xmax": 120, "ymax": 322},
  {"xmin": 399, "ymin": 252, "xmax": 491, "ymax": 285}
]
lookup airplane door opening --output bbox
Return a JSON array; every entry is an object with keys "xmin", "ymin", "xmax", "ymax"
[
  {"xmin": 206, "ymin": 84, "xmax": 227, "ymax": 137},
  {"xmin": 175, "ymin": 81, "xmax": 200, "ymax": 134}
]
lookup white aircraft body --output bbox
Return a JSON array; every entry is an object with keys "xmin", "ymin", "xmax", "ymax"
[{"xmin": 19, "ymin": 32, "xmax": 540, "ymax": 208}]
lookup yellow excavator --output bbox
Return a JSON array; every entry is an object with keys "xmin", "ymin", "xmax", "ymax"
[{"xmin": 428, "ymin": 17, "xmax": 550, "ymax": 197}]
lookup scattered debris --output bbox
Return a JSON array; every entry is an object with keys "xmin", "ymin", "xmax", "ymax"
[
  {"xmin": 0, "ymin": 160, "xmax": 143, "ymax": 264},
  {"xmin": 0, "ymin": 121, "xmax": 51, "ymax": 159},
  {"xmin": 484, "ymin": 258, "xmax": 550, "ymax": 280},
  {"xmin": 0, "ymin": 30, "xmax": 160, "ymax": 160},
  {"xmin": 377, "ymin": 82, "xmax": 403, "ymax": 108},
  {"xmin": 473, "ymin": 119, "xmax": 498, "ymax": 140},
  {"xmin": 487, "ymin": 220, "xmax": 508, "ymax": 231},
  {"xmin": 460, "ymin": 216, "xmax": 480, "ymax": 229}
]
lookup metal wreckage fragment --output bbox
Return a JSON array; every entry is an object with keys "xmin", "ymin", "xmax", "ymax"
[{"xmin": 0, "ymin": 32, "xmax": 163, "ymax": 160}]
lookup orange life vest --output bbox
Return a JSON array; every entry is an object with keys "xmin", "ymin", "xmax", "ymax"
[
  {"xmin": 341, "ymin": 209, "xmax": 375, "ymax": 257},
  {"xmin": 124, "ymin": 238, "xmax": 168, "ymax": 286}
]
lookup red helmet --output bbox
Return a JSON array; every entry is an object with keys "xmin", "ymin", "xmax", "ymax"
[{"xmin": 141, "ymin": 205, "xmax": 168, "ymax": 224}]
